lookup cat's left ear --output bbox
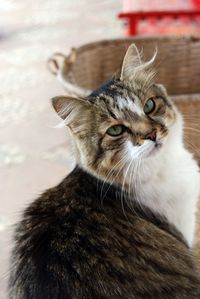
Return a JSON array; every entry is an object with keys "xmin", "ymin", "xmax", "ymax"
[
  {"xmin": 120, "ymin": 44, "xmax": 142, "ymax": 81},
  {"xmin": 120, "ymin": 43, "xmax": 156, "ymax": 81},
  {"xmin": 52, "ymin": 96, "xmax": 90, "ymax": 125}
]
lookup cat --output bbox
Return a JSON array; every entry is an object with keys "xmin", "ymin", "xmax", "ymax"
[{"xmin": 9, "ymin": 44, "xmax": 200, "ymax": 299}]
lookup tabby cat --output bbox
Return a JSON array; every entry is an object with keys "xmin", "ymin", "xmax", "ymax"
[{"xmin": 9, "ymin": 44, "xmax": 200, "ymax": 299}]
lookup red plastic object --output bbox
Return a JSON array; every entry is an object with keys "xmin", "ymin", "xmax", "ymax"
[
  {"xmin": 193, "ymin": 0, "xmax": 200, "ymax": 7},
  {"xmin": 119, "ymin": 10, "xmax": 200, "ymax": 35}
]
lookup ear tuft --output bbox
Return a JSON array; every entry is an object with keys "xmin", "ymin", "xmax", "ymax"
[{"xmin": 120, "ymin": 43, "xmax": 157, "ymax": 82}]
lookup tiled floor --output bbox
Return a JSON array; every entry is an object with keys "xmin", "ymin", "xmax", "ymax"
[{"xmin": 0, "ymin": 1, "xmax": 122, "ymax": 298}]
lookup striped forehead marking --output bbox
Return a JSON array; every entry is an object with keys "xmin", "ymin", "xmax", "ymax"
[
  {"xmin": 116, "ymin": 95, "xmax": 144, "ymax": 116},
  {"xmin": 88, "ymin": 79, "xmax": 145, "ymax": 117}
]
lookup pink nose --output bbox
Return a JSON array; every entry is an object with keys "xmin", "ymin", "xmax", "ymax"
[{"xmin": 145, "ymin": 129, "xmax": 157, "ymax": 142}]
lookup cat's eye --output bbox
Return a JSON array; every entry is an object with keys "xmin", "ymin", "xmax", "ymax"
[
  {"xmin": 106, "ymin": 125, "xmax": 125, "ymax": 137},
  {"xmin": 144, "ymin": 98, "xmax": 156, "ymax": 114}
]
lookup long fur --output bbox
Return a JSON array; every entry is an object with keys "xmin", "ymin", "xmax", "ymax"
[{"xmin": 9, "ymin": 43, "xmax": 200, "ymax": 299}]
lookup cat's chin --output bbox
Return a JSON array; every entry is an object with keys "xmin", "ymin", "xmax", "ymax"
[
  {"xmin": 148, "ymin": 142, "xmax": 163, "ymax": 157},
  {"xmin": 141, "ymin": 141, "xmax": 163, "ymax": 159}
]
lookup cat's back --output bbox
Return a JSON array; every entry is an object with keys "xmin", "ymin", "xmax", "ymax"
[{"xmin": 9, "ymin": 168, "xmax": 200, "ymax": 299}]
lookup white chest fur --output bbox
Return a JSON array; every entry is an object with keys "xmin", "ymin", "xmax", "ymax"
[{"xmin": 135, "ymin": 129, "xmax": 200, "ymax": 247}]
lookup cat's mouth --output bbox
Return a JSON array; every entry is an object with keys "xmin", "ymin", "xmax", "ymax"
[
  {"xmin": 139, "ymin": 140, "xmax": 163, "ymax": 158},
  {"xmin": 126, "ymin": 138, "xmax": 165, "ymax": 161},
  {"xmin": 149, "ymin": 141, "xmax": 163, "ymax": 156}
]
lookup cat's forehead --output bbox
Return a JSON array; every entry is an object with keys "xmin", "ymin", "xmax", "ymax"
[{"xmin": 88, "ymin": 79, "xmax": 144, "ymax": 116}]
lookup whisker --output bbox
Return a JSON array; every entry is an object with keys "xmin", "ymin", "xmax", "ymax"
[
  {"xmin": 184, "ymin": 136, "xmax": 200, "ymax": 157},
  {"xmin": 120, "ymin": 158, "xmax": 134, "ymax": 210},
  {"xmin": 184, "ymin": 127, "xmax": 200, "ymax": 134},
  {"xmin": 100, "ymin": 156, "xmax": 128, "ymax": 201}
]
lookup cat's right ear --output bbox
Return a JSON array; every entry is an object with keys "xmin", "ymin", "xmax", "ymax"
[{"xmin": 52, "ymin": 96, "xmax": 90, "ymax": 125}]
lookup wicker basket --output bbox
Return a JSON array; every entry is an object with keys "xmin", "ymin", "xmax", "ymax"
[{"xmin": 48, "ymin": 36, "xmax": 200, "ymax": 163}]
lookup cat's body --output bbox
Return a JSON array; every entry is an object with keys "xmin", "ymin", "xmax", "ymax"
[
  {"xmin": 9, "ymin": 167, "xmax": 200, "ymax": 299},
  {"xmin": 9, "ymin": 44, "xmax": 200, "ymax": 298}
]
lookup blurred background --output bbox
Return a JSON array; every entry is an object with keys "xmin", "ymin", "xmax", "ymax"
[{"xmin": 1, "ymin": 1, "xmax": 200, "ymax": 298}]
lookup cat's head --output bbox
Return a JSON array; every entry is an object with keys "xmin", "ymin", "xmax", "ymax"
[{"xmin": 52, "ymin": 44, "xmax": 180, "ymax": 186}]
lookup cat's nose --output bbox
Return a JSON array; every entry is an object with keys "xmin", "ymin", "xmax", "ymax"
[{"xmin": 145, "ymin": 129, "xmax": 157, "ymax": 142}]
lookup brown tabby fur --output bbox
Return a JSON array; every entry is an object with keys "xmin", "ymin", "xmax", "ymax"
[{"xmin": 9, "ymin": 167, "xmax": 200, "ymax": 298}]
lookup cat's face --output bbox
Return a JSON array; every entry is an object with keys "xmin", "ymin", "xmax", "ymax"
[{"xmin": 52, "ymin": 44, "xmax": 178, "ymax": 186}]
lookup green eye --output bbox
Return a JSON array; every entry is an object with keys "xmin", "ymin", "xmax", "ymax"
[
  {"xmin": 106, "ymin": 125, "xmax": 125, "ymax": 137},
  {"xmin": 144, "ymin": 98, "xmax": 156, "ymax": 114}
]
